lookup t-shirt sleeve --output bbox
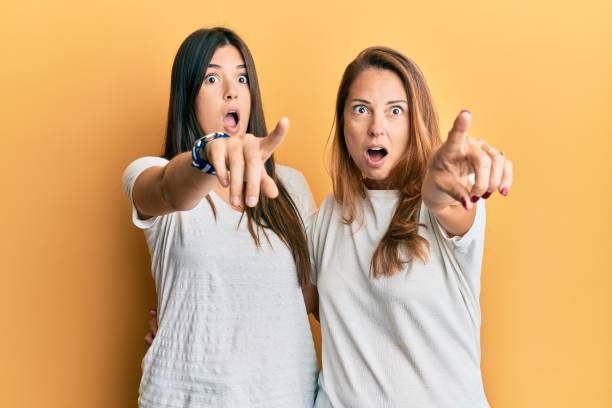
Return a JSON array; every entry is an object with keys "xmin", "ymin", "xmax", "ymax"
[
  {"xmin": 433, "ymin": 199, "xmax": 486, "ymax": 253},
  {"xmin": 306, "ymin": 195, "xmax": 335, "ymax": 287},
  {"xmin": 121, "ymin": 156, "xmax": 169, "ymax": 230},
  {"xmin": 275, "ymin": 166, "xmax": 320, "ymax": 284},
  {"xmin": 276, "ymin": 165, "xmax": 317, "ymax": 222},
  {"xmin": 428, "ymin": 199, "xmax": 486, "ymax": 296}
]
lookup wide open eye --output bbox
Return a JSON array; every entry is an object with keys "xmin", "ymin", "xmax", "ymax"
[
  {"xmin": 237, "ymin": 74, "xmax": 249, "ymax": 84},
  {"xmin": 352, "ymin": 105, "xmax": 369, "ymax": 115},
  {"xmin": 390, "ymin": 106, "xmax": 404, "ymax": 116},
  {"xmin": 204, "ymin": 74, "xmax": 219, "ymax": 84}
]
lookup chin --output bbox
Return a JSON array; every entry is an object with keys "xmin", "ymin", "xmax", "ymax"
[{"xmin": 363, "ymin": 168, "xmax": 391, "ymax": 181}]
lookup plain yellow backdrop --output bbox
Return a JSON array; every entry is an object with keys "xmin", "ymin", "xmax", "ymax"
[{"xmin": 1, "ymin": 0, "xmax": 610, "ymax": 407}]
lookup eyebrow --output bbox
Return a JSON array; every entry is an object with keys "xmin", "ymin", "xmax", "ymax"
[
  {"xmin": 350, "ymin": 98, "xmax": 408, "ymax": 105},
  {"xmin": 207, "ymin": 64, "xmax": 247, "ymax": 69}
]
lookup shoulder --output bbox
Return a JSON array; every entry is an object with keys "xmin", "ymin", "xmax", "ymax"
[
  {"xmin": 275, "ymin": 164, "xmax": 311, "ymax": 202},
  {"xmin": 125, "ymin": 156, "xmax": 169, "ymax": 172},
  {"xmin": 318, "ymin": 193, "xmax": 337, "ymax": 213},
  {"xmin": 122, "ymin": 156, "xmax": 169, "ymax": 183},
  {"xmin": 276, "ymin": 164, "xmax": 307, "ymax": 187},
  {"xmin": 275, "ymin": 164, "xmax": 315, "ymax": 219},
  {"xmin": 122, "ymin": 156, "xmax": 169, "ymax": 197},
  {"xmin": 309, "ymin": 194, "xmax": 337, "ymax": 230}
]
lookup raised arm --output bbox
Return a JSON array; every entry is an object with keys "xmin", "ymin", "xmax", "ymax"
[
  {"xmin": 132, "ymin": 118, "xmax": 289, "ymax": 219},
  {"xmin": 421, "ymin": 111, "xmax": 513, "ymax": 236}
]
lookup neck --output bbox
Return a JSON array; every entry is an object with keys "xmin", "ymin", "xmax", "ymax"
[{"xmin": 364, "ymin": 178, "xmax": 395, "ymax": 190}]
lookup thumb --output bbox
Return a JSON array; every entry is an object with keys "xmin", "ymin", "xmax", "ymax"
[
  {"xmin": 445, "ymin": 110, "xmax": 471, "ymax": 150},
  {"xmin": 261, "ymin": 117, "xmax": 289, "ymax": 157}
]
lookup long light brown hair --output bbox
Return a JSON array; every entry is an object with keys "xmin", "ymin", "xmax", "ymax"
[{"xmin": 331, "ymin": 47, "xmax": 442, "ymax": 278}]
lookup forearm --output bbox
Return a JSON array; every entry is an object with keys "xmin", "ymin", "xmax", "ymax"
[
  {"xmin": 162, "ymin": 152, "xmax": 217, "ymax": 210},
  {"xmin": 134, "ymin": 151, "xmax": 216, "ymax": 218}
]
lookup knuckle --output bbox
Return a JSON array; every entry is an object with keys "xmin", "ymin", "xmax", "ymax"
[
  {"xmin": 228, "ymin": 137, "xmax": 241, "ymax": 150},
  {"xmin": 491, "ymin": 154, "xmax": 504, "ymax": 167},
  {"xmin": 230, "ymin": 154, "xmax": 244, "ymax": 167},
  {"xmin": 476, "ymin": 156, "xmax": 491, "ymax": 172},
  {"xmin": 229, "ymin": 141, "xmax": 242, "ymax": 155}
]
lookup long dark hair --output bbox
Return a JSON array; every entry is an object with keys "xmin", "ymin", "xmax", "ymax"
[
  {"xmin": 331, "ymin": 47, "xmax": 442, "ymax": 278},
  {"xmin": 163, "ymin": 27, "xmax": 311, "ymax": 287}
]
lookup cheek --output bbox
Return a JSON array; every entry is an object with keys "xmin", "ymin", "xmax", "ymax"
[
  {"xmin": 390, "ymin": 117, "xmax": 409, "ymax": 145},
  {"xmin": 343, "ymin": 122, "xmax": 362, "ymax": 160},
  {"xmin": 344, "ymin": 116, "xmax": 368, "ymax": 146},
  {"xmin": 239, "ymin": 88, "xmax": 252, "ymax": 127},
  {"xmin": 195, "ymin": 90, "xmax": 217, "ymax": 133}
]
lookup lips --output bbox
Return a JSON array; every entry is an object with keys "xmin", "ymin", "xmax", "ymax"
[
  {"xmin": 365, "ymin": 146, "xmax": 388, "ymax": 167},
  {"xmin": 223, "ymin": 109, "xmax": 240, "ymax": 133}
]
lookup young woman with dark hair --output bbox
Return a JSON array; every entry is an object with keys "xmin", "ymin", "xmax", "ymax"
[{"xmin": 123, "ymin": 27, "xmax": 318, "ymax": 407}]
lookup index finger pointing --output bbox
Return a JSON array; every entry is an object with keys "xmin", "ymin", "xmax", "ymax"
[
  {"xmin": 446, "ymin": 110, "xmax": 472, "ymax": 149},
  {"xmin": 261, "ymin": 117, "xmax": 289, "ymax": 158}
]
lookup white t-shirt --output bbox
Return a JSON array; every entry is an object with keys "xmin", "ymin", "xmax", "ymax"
[
  {"xmin": 309, "ymin": 189, "xmax": 489, "ymax": 408},
  {"xmin": 122, "ymin": 157, "xmax": 318, "ymax": 408}
]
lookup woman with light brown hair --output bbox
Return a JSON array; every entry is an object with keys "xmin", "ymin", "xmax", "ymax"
[{"xmin": 309, "ymin": 47, "xmax": 512, "ymax": 407}]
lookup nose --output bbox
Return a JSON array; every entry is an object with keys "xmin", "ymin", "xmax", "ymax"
[
  {"xmin": 223, "ymin": 81, "xmax": 238, "ymax": 101},
  {"xmin": 368, "ymin": 112, "xmax": 385, "ymax": 138}
]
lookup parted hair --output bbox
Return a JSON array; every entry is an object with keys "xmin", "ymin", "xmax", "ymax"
[
  {"xmin": 163, "ymin": 27, "xmax": 311, "ymax": 287},
  {"xmin": 331, "ymin": 46, "xmax": 442, "ymax": 277}
]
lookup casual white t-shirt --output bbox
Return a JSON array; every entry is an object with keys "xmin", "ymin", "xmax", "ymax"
[
  {"xmin": 309, "ymin": 189, "xmax": 489, "ymax": 408},
  {"xmin": 122, "ymin": 157, "xmax": 318, "ymax": 408}
]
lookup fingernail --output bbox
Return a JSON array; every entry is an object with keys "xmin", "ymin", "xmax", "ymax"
[
  {"xmin": 221, "ymin": 179, "xmax": 229, "ymax": 187},
  {"xmin": 461, "ymin": 197, "xmax": 470, "ymax": 211},
  {"xmin": 246, "ymin": 196, "xmax": 257, "ymax": 207},
  {"xmin": 471, "ymin": 195, "xmax": 480, "ymax": 203},
  {"xmin": 500, "ymin": 187, "xmax": 509, "ymax": 196},
  {"xmin": 461, "ymin": 109, "xmax": 471, "ymax": 115},
  {"xmin": 231, "ymin": 196, "xmax": 240, "ymax": 206},
  {"xmin": 482, "ymin": 191, "xmax": 492, "ymax": 199}
]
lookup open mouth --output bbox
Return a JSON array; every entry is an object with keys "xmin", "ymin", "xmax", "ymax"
[
  {"xmin": 223, "ymin": 110, "xmax": 240, "ymax": 132},
  {"xmin": 366, "ymin": 147, "xmax": 388, "ymax": 164}
]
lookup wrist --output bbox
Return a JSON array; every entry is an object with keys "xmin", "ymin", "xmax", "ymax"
[
  {"xmin": 421, "ymin": 172, "xmax": 456, "ymax": 212},
  {"xmin": 191, "ymin": 132, "xmax": 229, "ymax": 175}
]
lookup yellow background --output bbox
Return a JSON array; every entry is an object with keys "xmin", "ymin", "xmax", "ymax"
[{"xmin": 1, "ymin": 0, "xmax": 610, "ymax": 406}]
